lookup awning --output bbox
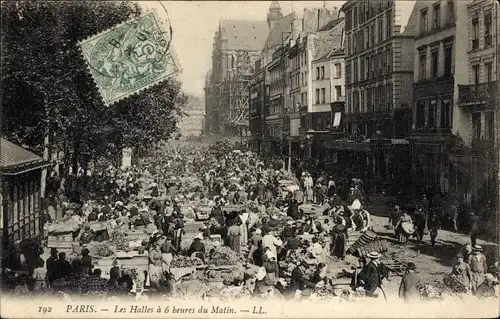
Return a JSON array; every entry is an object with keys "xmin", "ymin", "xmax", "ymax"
[
  {"xmin": 1, "ymin": 138, "xmax": 49, "ymax": 175},
  {"xmin": 323, "ymin": 140, "xmax": 372, "ymax": 152}
]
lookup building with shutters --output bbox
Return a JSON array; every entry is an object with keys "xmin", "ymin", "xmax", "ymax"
[
  {"xmin": 448, "ymin": 0, "xmax": 499, "ymax": 208},
  {"xmin": 1, "ymin": 138, "xmax": 49, "ymax": 251},
  {"xmin": 340, "ymin": 0, "xmax": 416, "ymax": 194}
]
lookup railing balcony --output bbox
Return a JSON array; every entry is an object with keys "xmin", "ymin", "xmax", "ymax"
[{"xmin": 458, "ymin": 82, "xmax": 497, "ymax": 104}]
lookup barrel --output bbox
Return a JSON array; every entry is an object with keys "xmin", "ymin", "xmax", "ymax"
[{"xmin": 347, "ymin": 230, "xmax": 378, "ymax": 254}]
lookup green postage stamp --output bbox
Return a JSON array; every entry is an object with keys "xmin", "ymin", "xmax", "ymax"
[{"xmin": 79, "ymin": 11, "xmax": 179, "ymax": 106}]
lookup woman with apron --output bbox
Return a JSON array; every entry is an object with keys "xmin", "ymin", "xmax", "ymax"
[{"xmin": 148, "ymin": 243, "xmax": 164, "ymax": 289}]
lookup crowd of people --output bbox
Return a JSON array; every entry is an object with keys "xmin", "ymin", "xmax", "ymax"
[{"xmin": 1, "ymin": 139, "xmax": 498, "ymax": 303}]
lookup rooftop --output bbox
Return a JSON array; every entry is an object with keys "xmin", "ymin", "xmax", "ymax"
[
  {"xmin": 1, "ymin": 138, "xmax": 46, "ymax": 173},
  {"xmin": 264, "ymin": 12, "xmax": 298, "ymax": 50},
  {"xmin": 220, "ymin": 20, "xmax": 269, "ymax": 51}
]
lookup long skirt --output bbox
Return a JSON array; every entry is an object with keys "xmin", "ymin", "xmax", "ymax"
[
  {"xmin": 148, "ymin": 264, "xmax": 164, "ymax": 288},
  {"xmin": 229, "ymin": 235, "xmax": 241, "ymax": 254},
  {"xmin": 240, "ymin": 223, "xmax": 248, "ymax": 246},
  {"xmin": 331, "ymin": 232, "xmax": 346, "ymax": 259},
  {"xmin": 162, "ymin": 253, "xmax": 173, "ymax": 272}
]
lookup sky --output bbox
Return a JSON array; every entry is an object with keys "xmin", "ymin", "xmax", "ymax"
[{"xmin": 139, "ymin": 1, "xmax": 415, "ymax": 97}]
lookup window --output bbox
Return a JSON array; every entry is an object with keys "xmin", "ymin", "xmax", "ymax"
[
  {"xmin": 346, "ymin": 61, "xmax": 351, "ymax": 84},
  {"xmin": 360, "ymin": 89, "xmax": 365, "ymax": 113},
  {"xmin": 321, "ymin": 88, "xmax": 326, "ymax": 103},
  {"xmin": 353, "ymin": 60, "xmax": 358, "ymax": 82},
  {"xmin": 485, "ymin": 62, "xmax": 492, "ymax": 83},
  {"xmin": 416, "ymin": 100, "xmax": 426, "ymax": 128},
  {"xmin": 365, "ymin": 26, "xmax": 369, "ymax": 48},
  {"xmin": 364, "ymin": 57, "xmax": 370, "ymax": 79},
  {"xmin": 335, "ymin": 86, "xmax": 342, "ymax": 99},
  {"xmin": 367, "ymin": 88, "xmax": 372, "ymax": 112},
  {"xmin": 371, "ymin": 22, "xmax": 375, "ymax": 46},
  {"xmin": 386, "ymin": 47, "xmax": 392, "ymax": 73},
  {"xmin": 316, "ymin": 67, "xmax": 320, "ymax": 80},
  {"xmin": 347, "ymin": 35, "xmax": 351, "ymax": 55},
  {"xmin": 432, "ymin": 4, "xmax": 440, "ymax": 29},
  {"xmin": 447, "ymin": 0, "xmax": 454, "ymax": 24},
  {"xmin": 346, "ymin": 10, "xmax": 352, "ymax": 31},
  {"xmin": 472, "ymin": 112, "xmax": 481, "ymax": 140},
  {"xmin": 381, "ymin": 49, "xmax": 386, "ymax": 75},
  {"xmin": 485, "ymin": 111, "xmax": 494, "ymax": 140},
  {"xmin": 386, "ymin": 11, "xmax": 392, "ymax": 39},
  {"xmin": 353, "ymin": 6, "xmax": 358, "ymax": 27},
  {"xmin": 335, "ymin": 63, "xmax": 341, "ymax": 78},
  {"xmin": 484, "ymin": 12, "xmax": 492, "ymax": 46},
  {"xmin": 429, "ymin": 99, "xmax": 437, "ymax": 128},
  {"xmin": 444, "ymin": 45, "xmax": 452, "ymax": 77},
  {"xmin": 386, "ymin": 83, "xmax": 391, "ymax": 109},
  {"xmin": 431, "ymin": 49, "xmax": 438, "ymax": 78},
  {"xmin": 472, "ymin": 18, "xmax": 479, "ymax": 49},
  {"xmin": 315, "ymin": 89, "xmax": 320, "ymax": 104},
  {"xmin": 320, "ymin": 66, "xmax": 325, "ymax": 79},
  {"xmin": 419, "ymin": 52, "xmax": 426, "ymax": 80},
  {"xmin": 473, "ymin": 65, "xmax": 479, "ymax": 85},
  {"xmin": 420, "ymin": 9, "xmax": 428, "ymax": 34},
  {"xmin": 360, "ymin": 58, "xmax": 365, "ymax": 80},
  {"xmin": 378, "ymin": 18, "xmax": 383, "ymax": 42},
  {"xmin": 440, "ymin": 98, "xmax": 451, "ymax": 128}
]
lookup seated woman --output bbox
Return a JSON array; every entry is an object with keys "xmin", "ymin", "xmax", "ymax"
[{"xmin": 187, "ymin": 234, "xmax": 206, "ymax": 262}]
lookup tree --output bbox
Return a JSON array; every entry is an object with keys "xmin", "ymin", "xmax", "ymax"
[{"xmin": 1, "ymin": 1, "xmax": 186, "ymax": 173}]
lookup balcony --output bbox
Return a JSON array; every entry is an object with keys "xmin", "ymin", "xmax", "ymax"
[{"xmin": 458, "ymin": 82, "xmax": 497, "ymax": 105}]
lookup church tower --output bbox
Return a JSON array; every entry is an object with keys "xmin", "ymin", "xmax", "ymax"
[{"xmin": 267, "ymin": 1, "xmax": 283, "ymax": 30}]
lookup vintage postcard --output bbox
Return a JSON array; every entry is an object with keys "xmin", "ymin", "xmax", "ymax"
[{"xmin": 1, "ymin": 0, "xmax": 499, "ymax": 318}]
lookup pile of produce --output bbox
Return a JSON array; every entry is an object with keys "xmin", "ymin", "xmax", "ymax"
[
  {"xmin": 176, "ymin": 279, "xmax": 208, "ymax": 298},
  {"xmin": 207, "ymin": 246, "xmax": 241, "ymax": 266},
  {"xmin": 110, "ymin": 231, "xmax": 131, "ymax": 252},
  {"xmin": 145, "ymin": 223, "xmax": 158, "ymax": 234},
  {"xmin": 45, "ymin": 219, "xmax": 82, "ymax": 233},
  {"xmin": 442, "ymin": 274, "xmax": 468, "ymax": 294},
  {"xmin": 416, "ymin": 281, "xmax": 445, "ymax": 300},
  {"xmin": 87, "ymin": 242, "xmax": 115, "ymax": 258},
  {"xmin": 171, "ymin": 256, "xmax": 204, "ymax": 268},
  {"xmin": 205, "ymin": 264, "xmax": 245, "ymax": 285}
]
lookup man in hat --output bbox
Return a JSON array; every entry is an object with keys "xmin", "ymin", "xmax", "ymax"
[
  {"xmin": 469, "ymin": 245, "xmax": 488, "ymax": 293},
  {"xmin": 398, "ymin": 262, "xmax": 420, "ymax": 303},
  {"xmin": 262, "ymin": 230, "xmax": 282, "ymax": 262},
  {"xmin": 427, "ymin": 211, "xmax": 441, "ymax": 246},
  {"xmin": 363, "ymin": 252, "xmax": 384, "ymax": 298}
]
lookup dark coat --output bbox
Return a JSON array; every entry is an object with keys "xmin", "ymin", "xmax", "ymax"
[
  {"xmin": 363, "ymin": 262, "xmax": 381, "ymax": 296},
  {"xmin": 398, "ymin": 272, "xmax": 420, "ymax": 302}
]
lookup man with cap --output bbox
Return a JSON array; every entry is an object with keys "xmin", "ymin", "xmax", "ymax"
[
  {"xmin": 469, "ymin": 245, "xmax": 488, "ymax": 293},
  {"xmin": 290, "ymin": 259, "xmax": 316, "ymax": 292},
  {"xmin": 398, "ymin": 262, "xmax": 420, "ymax": 303},
  {"xmin": 363, "ymin": 252, "xmax": 384, "ymax": 298}
]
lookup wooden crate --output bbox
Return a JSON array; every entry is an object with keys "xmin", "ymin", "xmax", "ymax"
[
  {"xmin": 48, "ymin": 234, "xmax": 73, "ymax": 242},
  {"xmin": 47, "ymin": 240, "xmax": 74, "ymax": 253},
  {"xmin": 93, "ymin": 257, "xmax": 115, "ymax": 274},
  {"xmin": 185, "ymin": 222, "xmax": 204, "ymax": 234}
]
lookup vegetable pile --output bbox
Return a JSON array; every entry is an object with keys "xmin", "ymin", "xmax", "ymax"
[
  {"xmin": 416, "ymin": 281, "xmax": 444, "ymax": 300},
  {"xmin": 110, "ymin": 231, "xmax": 131, "ymax": 252},
  {"xmin": 87, "ymin": 242, "xmax": 115, "ymax": 258},
  {"xmin": 207, "ymin": 246, "xmax": 241, "ymax": 266},
  {"xmin": 171, "ymin": 256, "xmax": 203, "ymax": 268},
  {"xmin": 442, "ymin": 274, "xmax": 468, "ymax": 294},
  {"xmin": 205, "ymin": 264, "xmax": 245, "ymax": 285},
  {"xmin": 45, "ymin": 220, "xmax": 81, "ymax": 233}
]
